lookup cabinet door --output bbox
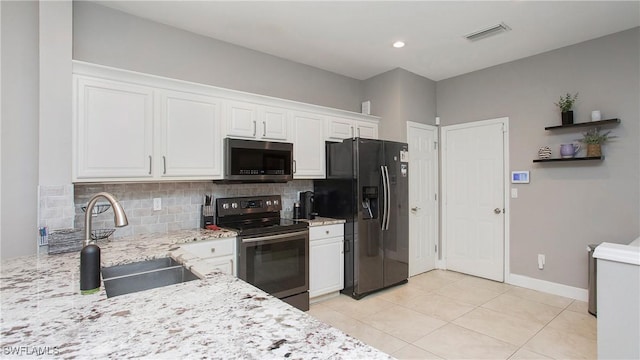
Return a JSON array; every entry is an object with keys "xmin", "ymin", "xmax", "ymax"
[
  {"xmin": 292, "ymin": 111, "xmax": 325, "ymax": 179},
  {"xmin": 225, "ymin": 101, "xmax": 258, "ymax": 139},
  {"xmin": 356, "ymin": 121, "xmax": 378, "ymax": 139},
  {"xmin": 310, "ymin": 237, "xmax": 344, "ymax": 298},
  {"xmin": 259, "ymin": 106, "xmax": 289, "ymax": 141},
  {"xmin": 75, "ymin": 76, "xmax": 154, "ymax": 180},
  {"xmin": 201, "ymin": 257, "xmax": 235, "ymax": 276},
  {"xmin": 326, "ymin": 116, "xmax": 355, "ymax": 141},
  {"xmin": 160, "ymin": 90, "xmax": 222, "ymax": 178}
]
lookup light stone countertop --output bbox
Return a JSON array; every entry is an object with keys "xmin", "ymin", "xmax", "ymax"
[
  {"xmin": 0, "ymin": 229, "xmax": 389, "ymax": 359},
  {"xmin": 299, "ymin": 217, "xmax": 346, "ymax": 227}
]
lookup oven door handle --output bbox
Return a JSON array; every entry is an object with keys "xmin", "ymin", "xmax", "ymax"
[{"xmin": 241, "ymin": 230, "xmax": 308, "ymax": 243}]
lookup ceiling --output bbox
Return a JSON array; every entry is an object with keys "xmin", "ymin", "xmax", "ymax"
[{"xmin": 95, "ymin": 1, "xmax": 640, "ymax": 81}]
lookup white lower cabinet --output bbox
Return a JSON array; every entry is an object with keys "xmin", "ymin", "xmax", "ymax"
[
  {"xmin": 181, "ymin": 237, "xmax": 236, "ymax": 276},
  {"xmin": 309, "ymin": 224, "xmax": 344, "ymax": 298}
]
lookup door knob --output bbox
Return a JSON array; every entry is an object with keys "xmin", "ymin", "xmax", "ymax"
[
  {"xmin": 494, "ymin": 208, "xmax": 502, "ymax": 214},
  {"xmin": 411, "ymin": 207, "xmax": 420, "ymax": 212}
]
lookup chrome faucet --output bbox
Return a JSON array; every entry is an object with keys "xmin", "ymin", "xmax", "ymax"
[{"xmin": 84, "ymin": 192, "xmax": 129, "ymax": 246}]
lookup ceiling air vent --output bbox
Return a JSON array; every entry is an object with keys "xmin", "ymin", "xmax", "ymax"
[{"xmin": 464, "ymin": 22, "xmax": 511, "ymax": 42}]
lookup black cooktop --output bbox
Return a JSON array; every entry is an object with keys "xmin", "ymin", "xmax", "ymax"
[
  {"xmin": 223, "ymin": 218, "xmax": 308, "ymax": 236},
  {"xmin": 215, "ymin": 195, "xmax": 308, "ymax": 236}
]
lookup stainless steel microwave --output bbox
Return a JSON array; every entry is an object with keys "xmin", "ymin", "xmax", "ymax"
[{"xmin": 224, "ymin": 138, "xmax": 294, "ymax": 182}]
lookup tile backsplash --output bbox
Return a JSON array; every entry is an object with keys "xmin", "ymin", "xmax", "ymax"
[
  {"xmin": 74, "ymin": 181, "xmax": 313, "ymax": 239},
  {"xmin": 39, "ymin": 184, "xmax": 75, "ymax": 231}
]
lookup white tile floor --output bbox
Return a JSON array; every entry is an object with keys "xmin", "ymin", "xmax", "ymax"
[{"xmin": 308, "ymin": 270, "xmax": 596, "ymax": 359}]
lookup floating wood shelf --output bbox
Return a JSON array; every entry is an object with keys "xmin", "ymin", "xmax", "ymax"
[
  {"xmin": 533, "ymin": 156, "xmax": 604, "ymax": 163},
  {"xmin": 544, "ymin": 118, "xmax": 620, "ymax": 130}
]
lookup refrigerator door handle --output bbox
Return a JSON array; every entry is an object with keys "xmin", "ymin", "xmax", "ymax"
[
  {"xmin": 383, "ymin": 165, "xmax": 391, "ymax": 230},
  {"xmin": 380, "ymin": 165, "xmax": 388, "ymax": 231}
]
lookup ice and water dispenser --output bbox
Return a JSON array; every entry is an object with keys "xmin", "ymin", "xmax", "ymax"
[{"xmin": 362, "ymin": 186, "xmax": 378, "ymax": 220}]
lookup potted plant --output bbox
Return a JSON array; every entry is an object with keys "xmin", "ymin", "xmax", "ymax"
[
  {"xmin": 577, "ymin": 127, "xmax": 616, "ymax": 157},
  {"xmin": 555, "ymin": 92, "xmax": 578, "ymax": 125}
]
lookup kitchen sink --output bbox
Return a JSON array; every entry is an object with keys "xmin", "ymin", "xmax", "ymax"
[{"xmin": 102, "ymin": 258, "xmax": 200, "ymax": 298}]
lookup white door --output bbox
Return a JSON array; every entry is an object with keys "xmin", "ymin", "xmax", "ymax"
[
  {"xmin": 225, "ymin": 100, "xmax": 258, "ymax": 139},
  {"xmin": 258, "ymin": 106, "xmax": 289, "ymax": 141},
  {"xmin": 442, "ymin": 118, "xmax": 507, "ymax": 282},
  {"xmin": 160, "ymin": 90, "xmax": 222, "ymax": 178},
  {"xmin": 407, "ymin": 122, "xmax": 438, "ymax": 276},
  {"xmin": 291, "ymin": 111, "xmax": 325, "ymax": 179},
  {"xmin": 355, "ymin": 121, "xmax": 378, "ymax": 139},
  {"xmin": 74, "ymin": 76, "xmax": 154, "ymax": 180}
]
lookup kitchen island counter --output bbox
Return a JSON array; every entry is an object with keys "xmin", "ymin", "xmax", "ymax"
[{"xmin": 0, "ymin": 229, "xmax": 388, "ymax": 359}]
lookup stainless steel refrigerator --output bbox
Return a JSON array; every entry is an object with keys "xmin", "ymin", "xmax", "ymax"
[{"xmin": 314, "ymin": 138, "xmax": 409, "ymax": 299}]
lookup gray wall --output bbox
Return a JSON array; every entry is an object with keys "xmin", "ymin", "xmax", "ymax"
[
  {"xmin": 73, "ymin": 2, "xmax": 363, "ymax": 113},
  {"xmin": 1, "ymin": 1, "xmax": 40, "ymax": 258},
  {"xmin": 436, "ymin": 28, "xmax": 640, "ymax": 289},
  {"xmin": 363, "ymin": 68, "xmax": 437, "ymax": 142}
]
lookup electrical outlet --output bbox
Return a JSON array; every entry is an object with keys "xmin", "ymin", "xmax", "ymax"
[
  {"xmin": 538, "ymin": 254, "xmax": 545, "ymax": 270},
  {"xmin": 153, "ymin": 198, "xmax": 162, "ymax": 211}
]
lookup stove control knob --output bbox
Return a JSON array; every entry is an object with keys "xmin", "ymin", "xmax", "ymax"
[
  {"xmin": 274, "ymin": 200, "xmax": 279, "ymax": 205},
  {"xmin": 266, "ymin": 200, "xmax": 272, "ymax": 206},
  {"xmin": 222, "ymin": 203, "xmax": 229, "ymax": 210},
  {"xmin": 231, "ymin": 203, "xmax": 238, "ymax": 209}
]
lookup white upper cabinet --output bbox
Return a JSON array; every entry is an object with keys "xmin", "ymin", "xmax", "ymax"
[
  {"xmin": 225, "ymin": 101, "xmax": 289, "ymax": 142},
  {"xmin": 326, "ymin": 116, "xmax": 378, "ymax": 141},
  {"xmin": 74, "ymin": 76, "xmax": 154, "ymax": 180},
  {"xmin": 159, "ymin": 90, "xmax": 223, "ymax": 178},
  {"xmin": 72, "ymin": 62, "xmax": 378, "ymax": 182},
  {"xmin": 258, "ymin": 105, "xmax": 289, "ymax": 141},
  {"xmin": 356, "ymin": 120, "xmax": 378, "ymax": 139},
  {"xmin": 225, "ymin": 101, "xmax": 258, "ymax": 139},
  {"xmin": 291, "ymin": 111, "xmax": 326, "ymax": 179}
]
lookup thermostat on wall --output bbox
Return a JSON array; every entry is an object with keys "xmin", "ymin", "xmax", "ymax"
[{"xmin": 511, "ymin": 171, "xmax": 530, "ymax": 184}]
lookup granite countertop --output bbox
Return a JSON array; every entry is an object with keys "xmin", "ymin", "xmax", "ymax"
[
  {"xmin": 0, "ymin": 229, "xmax": 388, "ymax": 359},
  {"xmin": 298, "ymin": 217, "xmax": 346, "ymax": 227}
]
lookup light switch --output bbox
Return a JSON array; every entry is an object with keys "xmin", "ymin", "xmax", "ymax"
[
  {"xmin": 511, "ymin": 188, "xmax": 518, "ymax": 198},
  {"xmin": 153, "ymin": 198, "xmax": 162, "ymax": 211}
]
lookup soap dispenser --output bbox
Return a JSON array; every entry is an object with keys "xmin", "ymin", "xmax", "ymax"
[{"xmin": 80, "ymin": 244, "xmax": 101, "ymax": 295}]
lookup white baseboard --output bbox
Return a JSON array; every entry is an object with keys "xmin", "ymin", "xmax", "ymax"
[{"xmin": 507, "ymin": 273, "xmax": 588, "ymax": 302}]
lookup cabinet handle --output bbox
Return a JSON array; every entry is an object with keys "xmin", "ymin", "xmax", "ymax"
[
  {"xmin": 358, "ymin": 127, "xmax": 361, "ymax": 138},
  {"xmin": 293, "ymin": 160, "xmax": 296, "ymax": 174},
  {"xmin": 210, "ymin": 247, "xmax": 216, "ymax": 253},
  {"xmin": 263, "ymin": 121, "xmax": 266, "ymax": 137},
  {"xmin": 162, "ymin": 156, "xmax": 167, "ymax": 175},
  {"xmin": 230, "ymin": 259, "xmax": 234, "ymax": 276},
  {"xmin": 351, "ymin": 126, "xmax": 354, "ymax": 138},
  {"xmin": 253, "ymin": 121, "xmax": 257, "ymax": 136},
  {"xmin": 148, "ymin": 155, "xmax": 152, "ymax": 175},
  {"xmin": 326, "ymin": 230, "xmax": 330, "ymax": 235}
]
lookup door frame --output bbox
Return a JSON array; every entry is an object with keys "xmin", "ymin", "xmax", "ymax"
[
  {"xmin": 406, "ymin": 121, "xmax": 439, "ymax": 276},
  {"xmin": 440, "ymin": 117, "xmax": 510, "ymax": 282}
]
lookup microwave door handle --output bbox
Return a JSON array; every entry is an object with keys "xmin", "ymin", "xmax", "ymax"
[{"xmin": 263, "ymin": 121, "xmax": 266, "ymax": 137}]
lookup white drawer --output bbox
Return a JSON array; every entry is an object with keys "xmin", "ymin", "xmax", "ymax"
[
  {"xmin": 310, "ymin": 224, "xmax": 344, "ymax": 241},
  {"xmin": 181, "ymin": 237, "xmax": 235, "ymax": 259}
]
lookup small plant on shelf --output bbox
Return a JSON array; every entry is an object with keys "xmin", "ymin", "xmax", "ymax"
[
  {"xmin": 577, "ymin": 127, "xmax": 616, "ymax": 157},
  {"xmin": 555, "ymin": 92, "xmax": 579, "ymax": 125},
  {"xmin": 555, "ymin": 92, "xmax": 579, "ymax": 112}
]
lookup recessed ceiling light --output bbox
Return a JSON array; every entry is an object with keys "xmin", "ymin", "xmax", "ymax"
[{"xmin": 393, "ymin": 41, "xmax": 405, "ymax": 48}]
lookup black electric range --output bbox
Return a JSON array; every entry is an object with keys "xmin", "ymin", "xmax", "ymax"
[{"xmin": 215, "ymin": 195, "xmax": 310, "ymax": 311}]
